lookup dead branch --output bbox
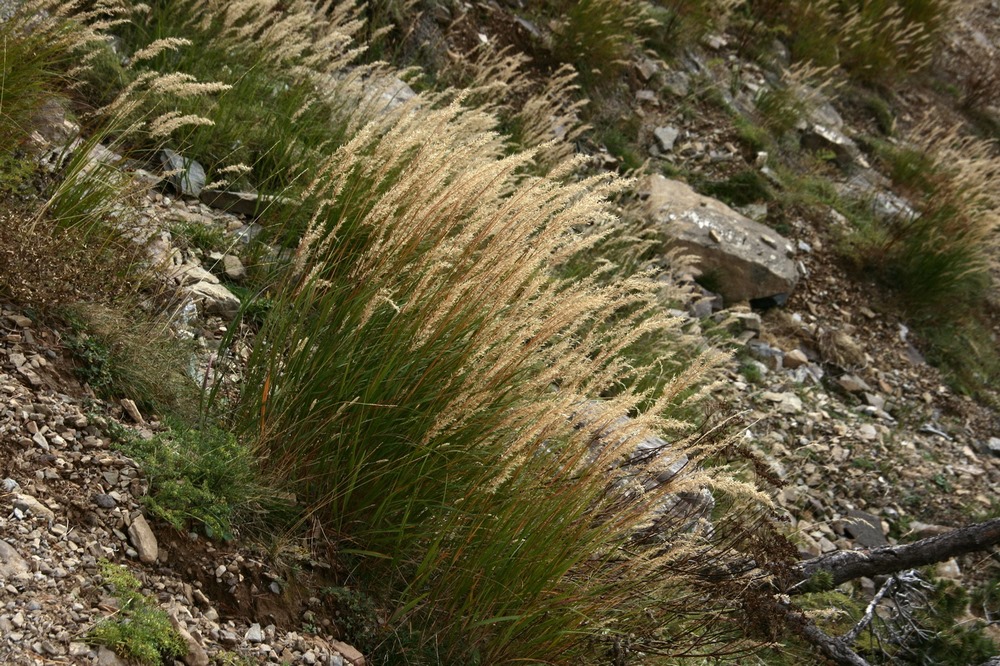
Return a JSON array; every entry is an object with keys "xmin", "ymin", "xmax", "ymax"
[{"xmin": 787, "ymin": 518, "xmax": 1000, "ymax": 593}]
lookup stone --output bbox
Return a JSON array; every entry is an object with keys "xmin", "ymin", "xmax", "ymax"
[
  {"xmin": 800, "ymin": 125, "xmax": 866, "ymax": 170},
  {"xmin": 169, "ymin": 263, "xmax": 220, "ymax": 286},
  {"xmin": 662, "ymin": 70, "xmax": 690, "ymax": 97},
  {"xmin": 936, "ymin": 558, "xmax": 961, "ymax": 581},
  {"xmin": 784, "ymin": 349, "xmax": 808, "ymax": 369},
  {"xmin": 246, "ymin": 623, "xmax": 264, "ymax": 643},
  {"xmin": 222, "ymin": 255, "xmax": 246, "ymax": 281},
  {"xmin": 513, "ymin": 16, "xmax": 541, "ymax": 39},
  {"xmin": 843, "ymin": 510, "xmax": 888, "ymax": 548},
  {"xmin": 169, "ymin": 616, "xmax": 209, "ymax": 666},
  {"xmin": 184, "ymin": 281, "xmax": 241, "ymax": 319},
  {"xmin": 639, "ymin": 175, "xmax": 798, "ymax": 304},
  {"xmin": 199, "ymin": 189, "xmax": 261, "ymax": 217},
  {"xmin": 160, "ymin": 149, "xmax": 206, "ymax": 197},
  {"xmin": 361, "ymin": 75, "xmax": 417, "ymax": 115},
  {"xmin": 30, "ymin": 98, "xmax": 79, "ymax": 148},
  {"xmin": 120, "ymin": 398, "xmax": 145, "ymax": 425},
  {"xmin": 97, "ymin": 646, "xmax": 127, "ymax": 666},
  {"xmin": 14, "ymin": 493, "xmax": 54, "ymax": 521},
  {"xmin": 986, "ymin": 437, "xmax": 1000, "ymax": 457},
  {"xmin": 330, "ymin": 640, "xmax": 366, "ymax": 666},
  {"xmin": 653, "ymin": 126, "xmax": 679, "ymax": 152},
  {"xmin": 93, "ymin": 493, "xmax": 116, "ymax": 509},
  {"xmin": 636, "ymin": 57, "xmax": 659, "ymax": 82},
  {"xmin": 857, "ymin": 424, "xmax": 878, "ymax": 441},
  {"xmin": 837, "ymin": 374, "xmax": 871, "ymax": 393},
  {"xmin": 0, "ymin": 540, "xmax": 29, "ymax": 578},
  {"xmin": 127, "ymin": 514, "xmax": 158, "ymax": 563}
]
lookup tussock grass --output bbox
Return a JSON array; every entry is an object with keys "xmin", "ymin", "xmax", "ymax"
[
  {"xmin": 547, "ymin": 0, "xmax": 647, "ymax": 88},
  {"xmin": 865, "ymin": 120, "xmax": 1000, "ymax": 312},
  {"xmin": 741, "ymin": 0, "xmax": 951, "ymax": 85},
  {"xmin": 210, "ymin": 84, "xmax": 773, "ymax": 661}
]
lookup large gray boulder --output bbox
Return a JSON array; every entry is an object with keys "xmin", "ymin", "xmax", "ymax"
[{"xmin": 639, "ymin": 175, "xmax": 798, "ymax": 304}]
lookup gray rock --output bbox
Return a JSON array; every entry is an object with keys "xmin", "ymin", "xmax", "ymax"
[
  {"xmin": 653, "ymin": 126, "xmax": 679, "ymax": 152},
  {"xmin": 170, "ymin": 616, "xmax": 210, "ymax": 666},
  {"xmin": 2, "ymin": 478, "xmax": 21, "ymax": 493},
  {"xmin": 97, "ymin": 645, "xmax": 128, "ymax": 666},
  {"xmin": 14, "ymin": 493, "xmax": 54, "ymax": 521},
  {"xmin": 639, "ymin": 175, "xmax": 798, "ymax": 304},
  {"xmin": 169, "ymin": 263, "xmax": 220, "ymax": 286},
  {"xmin": 246, "ymin": 623, "xmax": 264, "ymax": 643},
  {"xmin": 361, "ymin": 75, "xmax": 417, "ymax": 116},
  {"xmin": 986, "ymin": 437, "xmax": 1000, "ymax": 457},
  {"xmin": 800, "ymin": 125, "xmax": 866, "ymax": 170},
  {"xmin": 199, "ymin": 189, "xmax": 261, "ymax": 217},
  {"xmin": 837, "ymin": 374, "xmax": 871, "ymax": 393},
  {"xmin": 747, "ymin": 341, "xmax": 783, "ymax": 370},
  {"xmin": 514, "ymin": 16, "xmax": 541, "ymax": 40},
  {"xmin": 93, "ymin": 494, "xmax": 116, "ymax": 509},
  {"xmin": 0, "ymin": 540, "xmax": 29, "ymax": 578},
  {"xmin": 662, "ymin": 70, "xmax": 690, "ymax": 97},
  {"xmin": 636, "ymin": 57, "xmax": 659, "ymax": 81},
  {"xmin": 330, "ymin": 639, "xmax": 366, "ymax": 666},
  {"xmin": 843, "ymin": 510, "xmax": 888, "ymax": 548},
  {"xmin": 127, "ymin": 514, "xmax": 158, "ymax": 564},
  {"xmin": 184, "ymin": 281, "xmax": 241, "ymax": 319},
  {"xmin": 160, "ymin": 149, "xmax": 206, "ymax": 197}
]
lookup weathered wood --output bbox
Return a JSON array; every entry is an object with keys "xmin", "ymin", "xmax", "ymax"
[{"xmin": 788, "ymin": 518, "xmax": 1000, "ymax": 592}]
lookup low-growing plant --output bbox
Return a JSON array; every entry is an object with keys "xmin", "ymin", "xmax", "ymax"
[
  {"xmin": 169, "ymin": 219, "xmax": 227, "ymax": 255},
  {"xmin": 114, "ymin": 419, "xmax": 272, "ymax": 540},
  {"xmin": 699, "ymin": 169, "xmax": 773, "ymax": 207},
  {"xmin": 87, "ymin": 560, "xmax": 186, "ymax": 666}
]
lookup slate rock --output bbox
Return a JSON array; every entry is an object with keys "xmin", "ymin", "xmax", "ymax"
[
  {"xmin": 160, "ymin": 149, "xmax": 206, "ymax": 197},
  {"xmin": 184, "ymin": 281, "xmax": 241, "ymax": 319},
  {"xmin": 199, "ymin": 189, "xmax": 260, "ymax": 217},
  {"xmin": 843, "ymin": 510, "xmax": 888, "ymax": 548},
  {"xmin": 639, "ymin": 175, "xmax": 798, "ymax": 303},
  {"xmin": 127, "ymin": 514, "xmax": 158, "ymax": 564}
]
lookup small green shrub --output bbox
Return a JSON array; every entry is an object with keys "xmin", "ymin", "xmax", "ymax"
[
  {"xmin": 114, "ymin": 420, "xmax": 271, "ymax": 540},
  {"xmin": 700, "ymin": 169, "xmax": 773, "ymax": 207},
  {"xmin": 87, "ymin": 561, "xmax": 186, "ymax": 666}
]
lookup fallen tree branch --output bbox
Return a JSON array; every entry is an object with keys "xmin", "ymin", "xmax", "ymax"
[
  {"xmin": 787, "ymin": 518, "xmax": 1000, "ymax": 593},
  {"xmin": 841, "ymin": 573, "xmax": 897, "ymax": 645},
  {"xmin": 770, "ymin": 597, "xmax": 872, "ymax": 666}
]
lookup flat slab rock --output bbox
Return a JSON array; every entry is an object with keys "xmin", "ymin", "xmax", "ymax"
[{"xmin": 639, "ymin": 175, "xmax": 798, "ymax": 304}]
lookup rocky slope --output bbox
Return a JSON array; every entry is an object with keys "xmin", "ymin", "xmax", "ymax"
[{"xmin": 3, "ymin": 1, "xmax": 1000, "ymax": 664}]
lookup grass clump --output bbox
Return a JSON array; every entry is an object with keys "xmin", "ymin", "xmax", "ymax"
[
  {"xmin": 87, "ymin": 561, "xmax": 186, "ymax": 666},
  {"xmin": 858, "ymin": 121, "xmax": 1000, "ymax": 314},
  {"xmin": 62, "ymin": 305, "xmax": 197, "ymax": 412},
  {"xmin": 547, "ymin": 0, "xmax": 646, "ymax": 88},
  {"xmin": 208, "ymin": 79, "xmax": 774, "ymax": 662},
  {"xmin": 741, "ymin": 0, "xmax": 949, "ymax": 85}
]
